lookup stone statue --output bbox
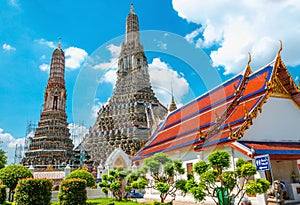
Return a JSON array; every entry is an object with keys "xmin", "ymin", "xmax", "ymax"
[{"xmin": 267, "ymin": 180, "xmax": 284, "ymax": 205}]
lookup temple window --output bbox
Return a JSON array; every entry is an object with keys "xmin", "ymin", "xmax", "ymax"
[
  {"xmin": 53, "ymin": 96, "xmax": 58, "ymax": 110},
  {"xmin": 186, "ymin": 162, "xmax": 193, "ymax": 174}
]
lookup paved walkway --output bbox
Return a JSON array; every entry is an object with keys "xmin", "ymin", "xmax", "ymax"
[
  {"xmin": 137, "ymin": 198, "xmax": 206, "ymax": 205},
  {"xmin": 137, "ymin": 198, "xmax": 214, "ymax": 205},
  {"xmin": 138, "ymin": 197, "xmax": 300, "ymax": 205}
]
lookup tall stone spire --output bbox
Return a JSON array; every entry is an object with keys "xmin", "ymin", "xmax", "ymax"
[
  {"xmin": 125, "ymin": 3, "xmax": 140, "ymax": 46},
  {"xmin": 22, "ymin": 42, "xmax": 74, "ymax": 168},
  {"xmin": 82, "ymin": 4, "xmax": 167, "ymax": 167},
  {"xmin": 169, "ymin": 96, "xmax": 177, "ymax": 112}
]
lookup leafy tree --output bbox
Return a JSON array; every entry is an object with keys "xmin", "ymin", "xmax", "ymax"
[
  {"xmin": 0, "ymin": 164, "xmax": 33, "ymax": 202},
  {"xmin": 14, "ymin": 178, "xmax": 52, "ymax": 205},
  {"xmin": 58, "ymin": 178, "xmax": 87, "ymax": 205},
  {"xmin": 126, "ymin": 169, "xmax": 148, "ymax": 195},
  {"xmin": 135, "ymin": 153, "xmax": 186, "ymax": 203},
  {"xmin": 98, "ymin": 166, "xmax": 130, "ymax": 200},
  {"xmin": 65, "ymin": 169, "xmax": 96, "ymax": 188},
  {"xmin": 0, "ymin": 150, "xmax": 7, "ymax": 169},
  {"xmin": 187, "ymin": 150, "xmax": 270, "ymax": 205}
]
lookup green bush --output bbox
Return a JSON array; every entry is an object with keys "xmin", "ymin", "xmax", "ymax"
[
  {"xmin": 152, "ymin": 202, "xmax": 172, "ymax": 205},
  {"xmin": 58, "ymin": 178, "xmax": 87, "ymax": 205},
  {"xmin": 0, "ymin": 164, "xmax": 33, "ymax": 202},
  {"xmin": 0, "ymin": 184, "xmax": 6, "ymax": 204},
  {"xmin": 14, "ymin": 178, "xmax": 53, "ymax": 205},
  {"xmin": 65, "ymin": 169, "xmax": 96, "ymax": 188}
]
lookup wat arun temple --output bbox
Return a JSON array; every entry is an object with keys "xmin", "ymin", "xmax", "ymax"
[
  {"xmin": 22, "ymin": 42, "xmax": 74, "ymax": 167},
  {"xmin": 22, "ymin": 4, "xmax": 168, "ymax": 168},
  {"xmin": 81, "ymin": 4, "xmax": 167, "ymax": 166}
]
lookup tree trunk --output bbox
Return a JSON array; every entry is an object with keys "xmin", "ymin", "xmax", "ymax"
[
  {"xmin": 160, "ymin": 194, "xmax": 165, "ymax": 203},
  {"xmin": 8, "ymin": 190, "xmax": 14, "ymax": 202}
]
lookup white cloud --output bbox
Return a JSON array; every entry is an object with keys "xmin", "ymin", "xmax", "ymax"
[
  {"xmin": 8, "ymin": 0, "xmax": 19, "ymax": 8},
  {"xmin": 185, "ymin": 27, "xmax": 203, "ymax": 44},
  {"xmin": 2, "ymin": 43, "xmax": 16, "ymax": 51},
  {"xmin": 65, "ymin": 47, "xmax": 88, "ymax": 70},
  {"xmin": 39, "ymin": 63, "xmax": 50, "ymax": 72},
  {"xmin": 68, "ymin": 123, "xmax": 88, "ymax": 148},
  {"xmin": 157, "ymin": 41, "xmax": 167, "ymax": 50},
  {"xmin": 173, "ymin": 0, "xmax": 300, "ymax": 74},
  {"xmin": 149, "ymin": 58, "xmax": 189, "ymax": 107},
  {"xmin": 93, "ymin": 44, "xmax": 120, "ymax": 70},
  {"xmin": 40, "ymin": 55, "xmax": 46, "ymax": 60},
  {"xmin": 0, "ymin": 128, "xmax": 24, "ymax": 164},
  {"xmin": 94, "ymin": 44, "xmax": 120, "ymax": 86},
  {"xmin": 93, "ymin": 60, "xmax": 118, "ymax": 70},
  {"xmin": 36, "ymin": 38, "xmax": 56, "ymax": 49},
  {"xmin": 98, "ymin": 68, "xmax": 118, "ymax": 85},
  {"xmin": 91, "ymin": 100, "xmax": 108, "ymax": 119},
  {"xmin": 95, "ymin": 45, "xmax": 189, "ymax": 108},
  {"xmin": 107, "ymin": 44, "xmax": 121, "ymax": 58}
]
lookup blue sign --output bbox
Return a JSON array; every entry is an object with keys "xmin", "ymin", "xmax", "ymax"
[{"xmin": 255, "ymin": 155, "xmax": 270, "ymax": 171}]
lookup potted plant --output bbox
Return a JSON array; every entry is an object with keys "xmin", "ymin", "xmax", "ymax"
[{"xmin": 291, "ymin": 172, "xmax": 299, "ymax": 183}]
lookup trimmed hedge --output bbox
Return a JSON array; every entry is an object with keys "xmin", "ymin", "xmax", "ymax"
[
  {"xmin": 65, "ymin": 169, "xmax": 96, "ymax": 188},
  {"xmin": 14, "ymin": 178, "xmax": 53, "ymax": 205},
  {"xmin": 58, "ymin": 178, "xmax": 87, "ymax": 205},
  {"xmin": 0, "ymin": 184, "xmax": 6, "ymax": 204}
]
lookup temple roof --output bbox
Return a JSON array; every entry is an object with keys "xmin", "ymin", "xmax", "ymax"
[
  {"xmin": 134, "ymin": 43, "xmax": 300, "ymax": 161},
  {"xmin": 231, "ymin": 141, "xmax": 300, "ymax": 160}
]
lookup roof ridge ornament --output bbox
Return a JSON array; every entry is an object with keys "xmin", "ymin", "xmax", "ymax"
[
  {"xmin": 244, "ymin": 52, "xmax": 253, "ymax": 76},
  {"xmin": 247, "ymin": 52, "xmax": 251, "ymax": 66},
  {"xmin": 277, "ymin": 40, "xmax": 283, "ymax": 58}
]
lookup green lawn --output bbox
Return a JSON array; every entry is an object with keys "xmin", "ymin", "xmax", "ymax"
[
  {"xmin": 5, "ymin": 198, "xmax": 142, "ymax": 205},
  {"xmin": 50, "ymin": 198, "xmax": 142, "ymax": 205}
]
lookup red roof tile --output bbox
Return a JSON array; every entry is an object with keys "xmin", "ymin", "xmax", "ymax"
[{"xmin": 134, "ymin": 50, "xmax": 300, "ymax": 161}]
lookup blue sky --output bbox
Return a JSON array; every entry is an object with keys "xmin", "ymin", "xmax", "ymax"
[{"xmin": 1, "ymin": 0, "xmax": 299, "ymax": 164}]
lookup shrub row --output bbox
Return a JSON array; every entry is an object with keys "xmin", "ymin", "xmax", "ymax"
[
  {"xmin": 14, "ymin": 178, "xmax": 52, "ymax": 205},
  {"xmin": 1, "ymin": 169, "xmax": 93, "ymax": 204}
]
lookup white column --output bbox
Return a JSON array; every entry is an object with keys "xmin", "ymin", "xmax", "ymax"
[
  {"xmin": 64, "ymin": 164, "xmax": 71, "ymax": 178},
  {"xmin": 97, "ymin": 164, "xmax": 104, "ymax": 179},
  {"xmin": 29, "ymin": 165, "xmax": 34, "ymax": 175}
]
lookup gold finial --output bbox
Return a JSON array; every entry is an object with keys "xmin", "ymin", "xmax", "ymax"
[
  {"xmin": 58, "ymin": 37, "xmax": 62, "ymax": 48},
  {"xmin": 130, "ymin": 3, "xmax": 134, "ymax": 14},
  {"xmin": 247, "ymin": 52, "xmax": 252, "ymax": 66},
  {"xmin": 277, "ymin": 40, "xmax": 283, "ymax": 57}
]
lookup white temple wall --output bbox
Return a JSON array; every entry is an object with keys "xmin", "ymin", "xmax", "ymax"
[
  {"xmin": 271, "ymin": 160, "xmax": 298, "ymax": 184},
  {"xmin": 243, "ymin": 97, "xmax": 300, "ymax": 142}
]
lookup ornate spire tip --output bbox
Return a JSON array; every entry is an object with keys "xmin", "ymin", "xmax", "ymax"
[
  {"xmin": 58, "ymin": 37, "xmax": 62, "ymax": 48},
  {"xmin": 130, "ymin": 3, "xmax": 134, "ymax": 14}
]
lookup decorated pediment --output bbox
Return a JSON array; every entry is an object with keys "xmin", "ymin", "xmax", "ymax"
[{"xmin": 271, "ymin": 76, "xmax": 290, "ymax": 98}]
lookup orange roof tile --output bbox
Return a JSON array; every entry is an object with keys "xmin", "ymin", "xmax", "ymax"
[{"xmin": 135, "ymin": 49, "xmax": 300, "ymax": 161}]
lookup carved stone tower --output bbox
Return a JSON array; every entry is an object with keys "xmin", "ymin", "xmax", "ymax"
[
  {"xmin": 169, "ymin": 95, "xmax": 177, "ymax": 112},
  {"xmin": 82, "ymin": 4, "xmax": 167, "ymax": 166},
  {"xmin": 22, "ymin": 42, "xmax": 74, "ymax": 167}
]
